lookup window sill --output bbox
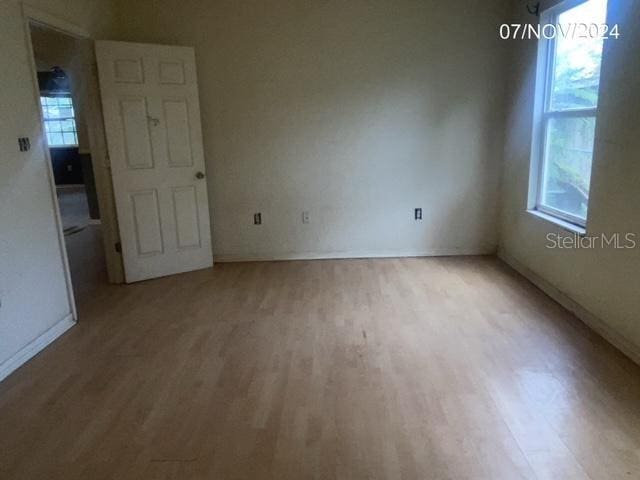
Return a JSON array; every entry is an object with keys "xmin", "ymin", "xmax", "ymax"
[{"xmin": 527, "ymin": 209, "xmax": 586, "ymax": 236}]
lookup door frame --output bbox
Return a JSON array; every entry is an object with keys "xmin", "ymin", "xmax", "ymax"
[{"xmin": 21, "ymin": 5, "xmax": 125, "ymax": 289}]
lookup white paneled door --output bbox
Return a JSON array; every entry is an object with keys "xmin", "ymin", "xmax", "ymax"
[{"xmin": 95, "ymin": 41, "xmax": 212, "ymax": 283}]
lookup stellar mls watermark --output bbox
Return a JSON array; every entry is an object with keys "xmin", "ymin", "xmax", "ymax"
[
  {"xmin": 499, "ymin": 23, "xmax": 620, "ymax": 40},
  {"xmin": 546, "ymin": 233, "xmax": 638, "ymax": 249}
]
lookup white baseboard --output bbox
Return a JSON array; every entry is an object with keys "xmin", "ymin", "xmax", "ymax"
[
  {"xmin": 214, "ymin": 247, "xmax": 495, "ymax": 263},
  {"xmin": 498, "ymin": 250, "xmax": 640, "ymax": 366},
  {"xmin": 0, "ymin": 314, "xmax": 76, "ymax": 383}
]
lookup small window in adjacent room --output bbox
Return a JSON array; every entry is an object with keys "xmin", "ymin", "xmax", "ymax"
[
  {"xmin": 40, "ymin": 95, "xmax": 79, "ymax": 147},
  {"xmin": 529, "ymin": 0, "xmax": 607, "ymax": 228}
]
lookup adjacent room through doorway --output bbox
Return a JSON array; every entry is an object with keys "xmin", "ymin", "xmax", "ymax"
[{"xmin": 28, "ymin": 24, "xmax": 107, "ymax": 302}]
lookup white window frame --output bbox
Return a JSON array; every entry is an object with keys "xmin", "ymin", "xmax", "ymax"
[
  {"xmin": 40, "ymin": 94, "xmax": 79, "ymax": 148},
  {"xmin": 528, "ymin": 0, "xmax": 604, "ymax": 229}
]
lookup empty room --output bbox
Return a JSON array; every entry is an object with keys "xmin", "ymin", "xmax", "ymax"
[{"xmin": 0, "ymin": 0, "xmax": 638, "ymax": 479}]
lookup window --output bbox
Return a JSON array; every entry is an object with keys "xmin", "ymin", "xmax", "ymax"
[
  {"xmin": 40, "ymin": 95, "xmax": 79, "ymax": 147},
  {"xmin": 530, "ymin": 0, "xmax": 607, "ymax": 228}
]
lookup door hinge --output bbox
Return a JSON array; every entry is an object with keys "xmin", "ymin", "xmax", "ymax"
[{"xmin": 115, "ymin": 241, "xmax": 122, "ymax": 253}]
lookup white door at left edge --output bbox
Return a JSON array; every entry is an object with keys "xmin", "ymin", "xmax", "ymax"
[{"xmin": 95, "ymin": 41, "xmax": 212, "ymax": 283}]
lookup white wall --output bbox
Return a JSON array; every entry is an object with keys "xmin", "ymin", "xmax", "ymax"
[
  {"xmin": 499, "ymin": 0, "xmax": 640, "ymax": 359},
  {"xmin": 117, "ymin": 0, "xmax": 512, "ymax": 260},
  {"xmin": 0, "ymin": 0, "xmax": 117, "ymax": 380}
]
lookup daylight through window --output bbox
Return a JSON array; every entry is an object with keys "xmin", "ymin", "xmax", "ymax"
[
  {"xmin": 531, "ymin": 0, "xmax": 607, "ymax": 227},
  {"xmin": 40, "ymin": 95, "xmax": 79, "ymax": 147}
]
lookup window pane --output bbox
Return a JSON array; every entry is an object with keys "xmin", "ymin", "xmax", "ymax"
[
  {"xmin": 550, "ymin": 0, "xmax": 607, "ymax": 110},
  {"xmin": 48, "ymin": 105, "xmax": 61, "ymax": 119},
  {"xmin": 59, "ymin": 107, "xmax": 74, "ymax": 118},
  {"xmin": 40, "ymin": 96, "xmax": 78, "ymax": 145},
  {"xmin": 62, "ymin": 132, "xmax": 77, "ymax": 145},
  {"xmin": 40, "ymin": 95, "xmax": 76, "ymax": 119},
  {"xmin": 541, "ymin": 116, "xmax": 596, "ymax": 220},
  {"xmin": 47, "ymin": 120, "xmax": 62, "ymax": 133},
  {"xmin": 61, "ymin": 119, "xmax": 77, "ymax": 132},
  {"xmin": 48, "ymin": 132, "xmax": 64, "ymax": 146}
]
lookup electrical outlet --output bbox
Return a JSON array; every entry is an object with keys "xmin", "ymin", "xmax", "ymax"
[
  {"xmin": 414, "ymin": 208, "xmax": 422, "ymax": 220},
  {"xmin": 302, "ymin": 211, "xmax": 310, "ymax": 224},
  {"xmin": 254, "ymin": 213, "xmax": 262, "ymax": 225},
  {"xmin": 67, "ymin": 165, "xmax": 73, "ymax": 172}
]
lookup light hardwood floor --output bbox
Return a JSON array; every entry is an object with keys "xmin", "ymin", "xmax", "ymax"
[{"xmin": 1, "ymin": 255, "xmax": 639, "ymax": 479}]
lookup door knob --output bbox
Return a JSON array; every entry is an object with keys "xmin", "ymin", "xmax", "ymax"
[{"xmin": 195, "ymin": 171, "xmax": 205, "ymax": 179}]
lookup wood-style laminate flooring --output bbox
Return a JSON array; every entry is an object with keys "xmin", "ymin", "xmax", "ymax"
[{"xmin": 1, "ymin": 255, "xmax": 639, "ymax": 479}]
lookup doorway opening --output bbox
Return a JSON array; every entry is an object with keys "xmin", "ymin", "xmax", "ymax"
[{"xmin": 27, "ymin": 21, "xmax": 123, "ymax": 307}]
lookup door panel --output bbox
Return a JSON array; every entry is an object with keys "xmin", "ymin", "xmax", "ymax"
[
  {"xmin": 96, "ymin": 41, "xmax": 212, "ymax": 283},
  {"xmin": 131, "ymin": 189, "xmax": 163, "ymax": 255},
  {"xmin": 171, "ymin": 186, "xmax": 201, "ymax": 249},
  {"xmin": 163, "ymin": 99, "xmax": 193, "ymax": 167},
  {"xmin": 159, "ymin": 61, "xmax": 185, "ymax": 85},
  {"xmin": 113, "ymin": 58, "xmax": 144, "ymax": 83},
  {"xmin": 119, "ymin": 98, "xmax": 154, "ymax": 169}
]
